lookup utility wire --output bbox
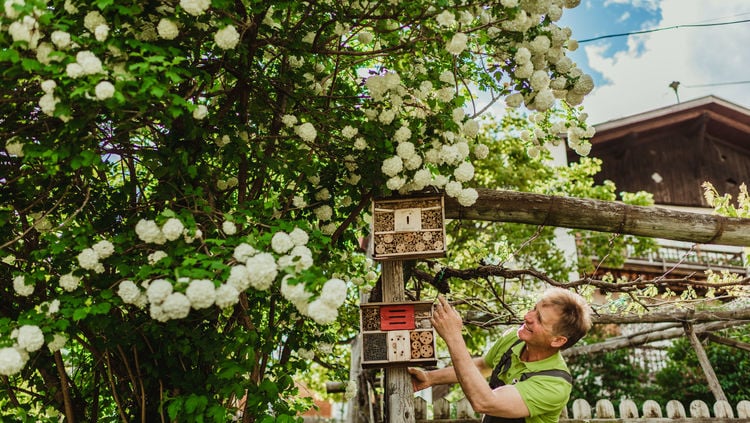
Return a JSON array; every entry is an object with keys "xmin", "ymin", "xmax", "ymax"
[
  {"xmin": 683, "ymin": 80, "xmax": 750, "ymax": 88},
  {"xmin": 578, "ymin": 18, "xmax": 750, "ymax": 43}
]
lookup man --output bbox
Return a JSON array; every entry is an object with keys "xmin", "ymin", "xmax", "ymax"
[{"xmin": 408, "ymin": 288, "xmax": 592, "ymax": 423}]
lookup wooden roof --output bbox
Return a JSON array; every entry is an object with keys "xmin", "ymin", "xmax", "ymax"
[{"xmin": 579, "ymin": 96, "xmax": 750, "ymax": 207}]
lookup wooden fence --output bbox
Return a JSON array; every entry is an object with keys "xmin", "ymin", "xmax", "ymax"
[{"xmin": 414, "ymin": 397, "xmax": 750, "ymax": 422}]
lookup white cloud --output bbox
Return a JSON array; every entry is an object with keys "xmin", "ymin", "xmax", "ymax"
[
  {"xmin": 603, "ymin": 0, "xmax": 661, "ymax": 11},
  {"xmin": 579, "ymin": 0, "xmax": 750, "ymax": 124}
]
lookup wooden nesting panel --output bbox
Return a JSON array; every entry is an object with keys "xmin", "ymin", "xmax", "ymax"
[
  {"xmin": 380, "ymin": 304, "xmax": 415, "ymax": 330},
  {"xmin": 387, "ymin": 330, "xmax": 411, "ymax": 362},
  {"xmin": 360, "ymin": 301, "xmax": 437, "ymax": 368},
  {"xmin": 371, "ymin": 196, "xmax": 446, "ymax": 260}
]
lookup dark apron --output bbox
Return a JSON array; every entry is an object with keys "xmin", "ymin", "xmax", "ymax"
[{"xmin": 481, "ymin": 340, "xmax": 572, "ymax": 423}]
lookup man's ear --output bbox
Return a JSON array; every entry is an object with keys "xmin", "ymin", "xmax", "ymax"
[{"xmin": 550, "ymin": 336, "xmax": 567, "ymax": 349}]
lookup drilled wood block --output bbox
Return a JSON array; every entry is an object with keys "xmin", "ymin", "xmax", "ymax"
[
  {"xmin": 371, "ymin": 196, "xmax": 446, "ymax": 260},
  {"xmin": 387, "ymin": 330, "xmax": 411, "ymax": 362}
]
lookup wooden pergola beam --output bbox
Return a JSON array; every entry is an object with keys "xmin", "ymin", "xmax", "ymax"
[
  {"xmin": 705, "ymin": 333, "xmax": 750, "ymax": 352},
  {"xmin": 563, "ymin": 320, "xmax": 749, "ymax": 357},
  {"xmin": 444, "ymin": 188, "xmax": 750, "ymax": 247}
]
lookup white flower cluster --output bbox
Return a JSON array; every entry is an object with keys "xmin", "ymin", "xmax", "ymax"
[
  {"xmin": 157, "ymin": 18, "xmax": 179, "ymax": 40},
  {"xmin": 39, "ymin": 78, "xmax": 60, "ymax": 117},
  {"xmin": 222, "ymin": 220, "xmax": 237, "ymax": 234},
  {"xmin": 281, "ymin": 277, "xmax": 347, "ymax": 325},
  {"xmin": 76, "ymin": 239, "xmax": 115, "ymax": 274},
  {"xmin": 5, "ymin": 137, "xmax": 24, "ymax": 157},
  {"xmin": 83, "ymin": 10, "xmax": 109, "ymax": 42},
  {"xmin": 13, "ymin": 275, "xmax": 33, "ymax": 296},
  {"xmin": 193, "ymin": 104, "xmax": 208, "ymax": 120},
  {"xmin": 0, "ymin": 347, "xmax": 27, "ymax": 376},
  {"xmin": 59, "ymin": 272, "xmax": 80, "ymax": 292},
  {"xmin": 94, "ymin": 80, "xmax": 115, "ymax": 100},
  {"xmin": 214, "ymin": 25, "xmax": 240, "ymax": 50},
  {"xmin": 8, "ymin": 14, "xmax": 40, "ymax": 50},
  {"xmin": 364, "ymin": 71, "xmax": 402, "ymax": 102},
  {"xmin": 362, "ymin": 67, "xmax": 484, "ymax": 206},
  {"xmin": 120, "ymin": 220, "xmax": 343, "ymax": 325},
  {"xmin": 294, "ymin": 122, "xmax": 317, "ymax": 143},
  {"xmin": 232, "ymin": 227, "xmax": 348, "ymax": 325},
  {"xmin": 136, "ymin": 217, "xmax": 198, "ymax": 245},
  {"xmin": 445, "ymin": 32, "xmax": 468, "ymax": 55},
  {"xmin": 378, "ymin": 132, "xmax": 480, "ymax": 206},
  {"xmin": 180, "ymin": 0, "xmax": 210, "ymax": 16},
  {"xmin": 117, "ymin": 277, "xmax": 240, "ymax": 322},
  {"xmin": 567, "ymin": 123, "xmax": 595, "ymax": 156},
  {"xmin": 66, "ymin": 51, "xmax": 104, "ymax": 79},
  {"xmin": 0, "ymin": 325, "xmax": 66, "ymax": 376}
]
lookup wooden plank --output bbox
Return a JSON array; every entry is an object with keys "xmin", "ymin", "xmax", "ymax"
[
  {"xmin": 414, "ymin": 396, "xmax": 427, "ymax": 420},
  {"xmin": 595, "ymin": 399, "xmax": 616, "ymax": 418},
  {"xmin": 690, "ymin": 400, "xmax": 711, "ymax": 418},
  {"xmin": 738, "ymin": 400, "xmax": 750, "ymax": 418},
  {"xmin": 643, "ymin": 400, "xmax": 663, "ymax": 418},
  {"xmin": 714, "ymin": 400, "xmax": 735, "ymax": 418},
  {"xmin": 620, "ymin": 399, "xmax": 639, "ymax": 418},
  {"xmin": 666, "ymin": 400, "xmax": 687, "ymax": 418},
  {"xmin": 572, "ymin": 398, "xmax": 592, "ymax": 419}
]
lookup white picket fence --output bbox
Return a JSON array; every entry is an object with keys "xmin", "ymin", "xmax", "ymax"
[{"xmin": 414, "ymin": 397, "xmax": 750, "ymax": 422}]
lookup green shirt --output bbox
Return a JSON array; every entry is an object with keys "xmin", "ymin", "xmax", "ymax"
[{"xmin": 483, "ymin": 330, "xmax": 571, "ymax": 423}]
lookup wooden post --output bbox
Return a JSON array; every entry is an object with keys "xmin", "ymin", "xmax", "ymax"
[
  {"xmin": 683, "ymin": 322, "xmax": 728, "ymax": 402},
  {"xmin": 347, "ymin": 334, "xmax": 364, "ymax": 423},
  {"xmin": 381, "ymin": 260, "xmax": 415, "ymax": 423}
]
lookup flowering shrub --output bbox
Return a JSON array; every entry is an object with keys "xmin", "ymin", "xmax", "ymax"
[{"xmin": 1, "ymin": 0, "xmax": 594, "ymax": 420}]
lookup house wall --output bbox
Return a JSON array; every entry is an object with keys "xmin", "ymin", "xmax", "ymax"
[{"xmin": 588, "ymin": 122, "xmax": 750, "ymax": 208}]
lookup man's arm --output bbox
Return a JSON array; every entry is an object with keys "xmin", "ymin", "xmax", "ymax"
[
  {"xmin": 408, "ymin": 356, "xmax": 487, "ymax": 391},
  {"xmin": 431, "ymin": 296, "xmax": 530, "ymax": 418}
]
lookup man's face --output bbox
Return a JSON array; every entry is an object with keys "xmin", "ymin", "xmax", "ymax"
[{"xmin": 517, "ymin": 301, "xmax": 562, "ymax": 347}]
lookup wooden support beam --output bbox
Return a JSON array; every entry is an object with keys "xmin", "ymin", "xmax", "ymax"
[
  {"xmin": 683, "ymin": 323, "xmax": 728, "ymax": 403},
  {"xmin": 382, "ymin": 261, "xmax": 415, "ymax": 423}
]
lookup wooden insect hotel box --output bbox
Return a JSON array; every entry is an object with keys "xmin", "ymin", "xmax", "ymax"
[
  {"xmin": 360, "ymin": 301, "xmax": 437, "ymax": 368},
  {"xmin": 370, "ymin": 195, "xmax": 446, "ymax": 260}
]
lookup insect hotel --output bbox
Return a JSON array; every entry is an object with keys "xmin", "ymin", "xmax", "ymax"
[
  {"xmin": 360, "ymin": 195, "xmax": 446, "ymax": 368},
  {"xmin": 369, "ymin": 195, "xmax": 446, "ymax": 260},
  {"xmin": 360, "ymin": 301, "xmax": 437, "ymax": 368}
]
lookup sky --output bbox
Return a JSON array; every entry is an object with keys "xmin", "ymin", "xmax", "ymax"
[{"xmin": 557, "ymin": 0, "xmax": 750, "ymax": 125}]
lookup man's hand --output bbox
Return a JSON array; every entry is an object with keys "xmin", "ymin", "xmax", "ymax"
[
  {"xmin": 407, "ymin": 367, "xmax": 431, "ymax": 392},
  {"xmin": 431, "ymin": 295, "xmax": 464, "ymax": 344}
]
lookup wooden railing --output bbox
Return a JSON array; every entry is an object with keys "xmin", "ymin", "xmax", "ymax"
[{"xmin": 414, "ymin": 397, "xmax": 750, "ymax": 422}]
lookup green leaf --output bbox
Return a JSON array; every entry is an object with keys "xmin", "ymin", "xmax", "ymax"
[
  {"xmin": 96, "ymin": 0, "xmax": 114, "ymax": 8},
  {"xmin": 92, "ymin": 302, "xmax": 111, "ymax": 315},
  {"xmin": 72, "ymin": 308, "xmax": 89, "ymax": 321},
  {"xmin": 21, "ymin": 58, "xmax": 41, "ymax": 72},
  {"xmin": 0, "ymin": 49, "xmax": 20, "ymax": 63},
  {"xmin": 260, "ymin": 380, "xmax": 279, "ymax": 397},
  {"xmin": 167, "ymin": 398, "xmax": 183, "ymax": 420},
  {"xmin": 184, "ymin": 395, "xmax": 199, "ymax": 414},
  {"xmin": 150, "ymin": 85, "xmax": 167, "ymax": 98}
]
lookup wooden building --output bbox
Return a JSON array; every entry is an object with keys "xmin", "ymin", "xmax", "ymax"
[{"xmin": 571, "ymin": 96, "xmax": 750, "ymax": 281}]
